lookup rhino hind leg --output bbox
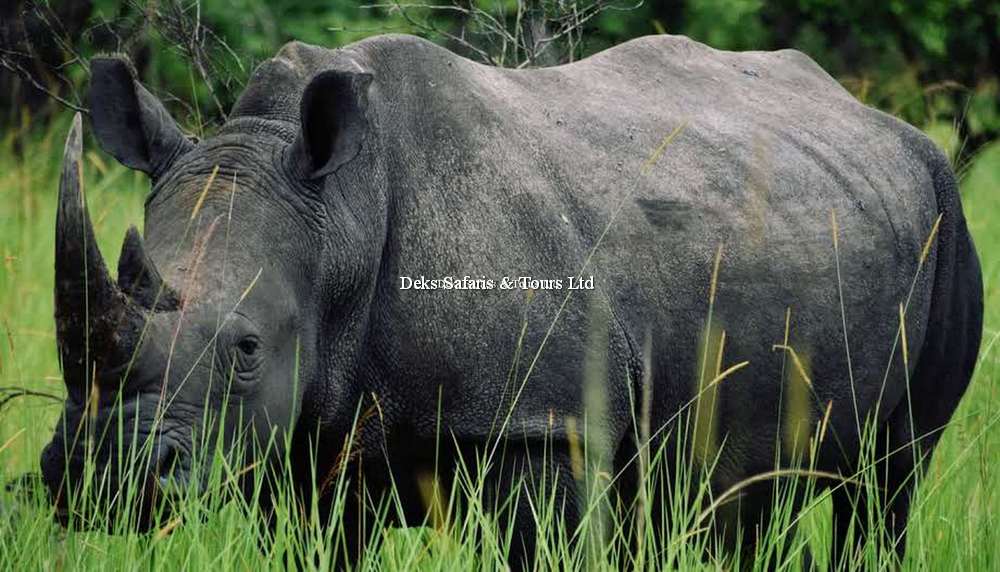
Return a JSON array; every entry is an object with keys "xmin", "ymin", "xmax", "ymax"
[
  {"xmin": 830, "ymin": 358, "xmax": 975, "ymax": 570},
  {"xmin": 832, "ymin": 180, "xmax": 983, "ymax": 568},
  {"xmin": 829, "ymin": 404, "xmax": 924, "ymax": 569}
]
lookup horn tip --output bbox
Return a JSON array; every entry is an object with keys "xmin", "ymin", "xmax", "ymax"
[
  {"xmin": 64, "ymin": 113, "xmax": 83, "ymax": 161},
  {"xmin": 124, "ymin": 225, "xmax": 141, "ymax": 242}
]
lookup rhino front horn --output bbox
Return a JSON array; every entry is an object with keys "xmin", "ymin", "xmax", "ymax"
[{"xmin": 54, "ymin": 113, "xmax": 129, "ymax": 393}]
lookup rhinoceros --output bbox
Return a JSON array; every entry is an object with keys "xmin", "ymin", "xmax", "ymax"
[{"xmin": 41, "ymin": 33, "xmax": 982, "ymax": 567}]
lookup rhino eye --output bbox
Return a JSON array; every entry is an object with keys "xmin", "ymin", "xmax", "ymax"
[
  {"xmin": 230, "ymin": 335, "xmax": 262, "ymax": 383},
  {"xmin": 237, "ymin": 336, "xmax": 259, "ymax": 356}
]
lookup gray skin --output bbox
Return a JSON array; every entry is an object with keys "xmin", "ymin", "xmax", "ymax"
[{"xmin": 41, "ymin": 34, "xmax": 982, "ymax": 567}]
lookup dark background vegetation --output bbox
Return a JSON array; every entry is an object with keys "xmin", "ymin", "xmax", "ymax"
[{"xmin": 2, "ymin": 0, "xmax": 998, "ymax": 169}]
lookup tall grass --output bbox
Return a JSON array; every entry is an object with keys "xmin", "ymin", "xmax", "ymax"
[{"xmin": 1, "ymin": 115, "xmax": 998, "ymax": 570}]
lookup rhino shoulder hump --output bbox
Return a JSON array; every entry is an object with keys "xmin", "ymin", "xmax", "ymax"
[{"xmin": 766, "ymin": 48, "xmax": 850, "ymax": 96}]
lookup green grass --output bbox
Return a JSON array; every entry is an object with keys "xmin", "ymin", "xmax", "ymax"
[{"xmin": 1, "ymin": 115, "xmax": 998, "ymax": 570}]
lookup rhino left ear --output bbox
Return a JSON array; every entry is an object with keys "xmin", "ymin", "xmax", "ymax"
[{"xmin": 291, "ymin": 70, "xmax": 373, "ymax": 179}]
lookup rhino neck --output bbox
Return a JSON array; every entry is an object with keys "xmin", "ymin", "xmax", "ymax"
[{"xmin": 288, "ymin": 123, "xmax": 393, "ymax": 446}]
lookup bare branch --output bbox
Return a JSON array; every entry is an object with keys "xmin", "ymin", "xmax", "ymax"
[
  {"xmin": 0, "ymin": 386, "xmax": 63, "ymax": 413},
  {"xmin": 362, "ymin": 0, "xmax": 643, "ymax": 68},
  {"xmin": 0, "ymin": 53, "xmax": 88, "ymax": 113}
]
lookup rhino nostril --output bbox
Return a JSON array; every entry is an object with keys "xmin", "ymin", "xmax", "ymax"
[
  {"xmin": 154, "ymin": 443, "xmax": 178, "ymax": 476},
  {"xmin": 157, "ymin": 473, "xmax": 187, "ymax": 498},
  {"xmin": 153, "ymin": 444, "xmax": 189, "ymax": 498},
  {"xmin": 154, "ymin": 443, "xmax": 188, "ymax": 480}
]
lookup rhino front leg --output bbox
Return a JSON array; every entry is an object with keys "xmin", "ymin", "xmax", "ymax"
[{"xmin": 477, "ymin": 440, "xmax": 581, "ymax": 571}]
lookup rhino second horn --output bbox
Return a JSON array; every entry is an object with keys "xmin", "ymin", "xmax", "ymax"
[
  {"xmin": 54, "ymin": 113, "xmax": 129, "ymax": 393},
  {"xmin": 118, "ymin": 226, "xmax": 181, "ymax": 312}
]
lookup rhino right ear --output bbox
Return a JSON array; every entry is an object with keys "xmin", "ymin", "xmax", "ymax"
[{"xmin": 88, "ymin": 57, "xmax": 193, "ymax": 178}]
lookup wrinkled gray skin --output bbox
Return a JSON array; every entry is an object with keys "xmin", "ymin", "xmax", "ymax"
[{"xmin": 41, "ymin": 34, "xmax": 982, "ymax": 567}]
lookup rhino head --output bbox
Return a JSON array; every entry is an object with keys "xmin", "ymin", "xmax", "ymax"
[{"xmin": 40, "ymin": 51, "xmax": 378, "ymax": 526}]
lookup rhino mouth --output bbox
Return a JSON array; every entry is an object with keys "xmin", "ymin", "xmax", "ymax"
[{"xmin": 40, "ymin": 415, "xmax": 198, "ymax": 530}]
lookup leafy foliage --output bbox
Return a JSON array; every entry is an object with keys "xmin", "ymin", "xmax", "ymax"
[{"xmin": 2, "ymin": 0, "xmax": 997, "ymax": 151}]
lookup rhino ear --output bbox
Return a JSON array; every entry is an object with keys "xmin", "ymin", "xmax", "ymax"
[
  {"xmin": 88, "ymin": 57, "xmax": 193, "ymax": 178},
  {"xmin": 291, "ymin": 70, "xmax": 373, "ymax": 179}
]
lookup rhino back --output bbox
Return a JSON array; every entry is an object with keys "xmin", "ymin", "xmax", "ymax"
[{"xmin": 327, "ymin": 35, "xmax": 945, "ymax": 468}]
